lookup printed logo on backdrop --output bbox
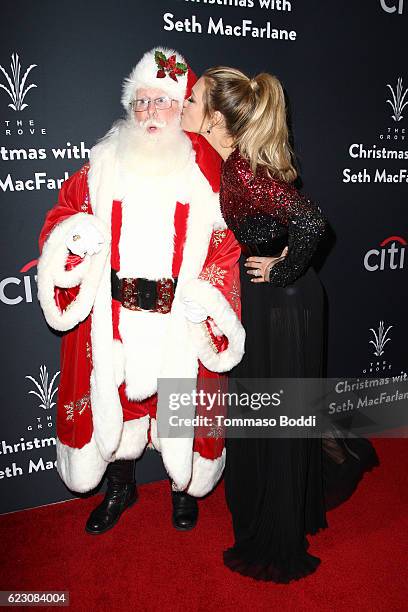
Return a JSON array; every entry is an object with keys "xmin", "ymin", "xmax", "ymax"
[
  {"xmin": 378, "ymin": 76, "xmax": 408, "ymax": 145},
  {"xmin": 363, "ymin": 235, "xmax": 406, "ymax": 272},
  {"xmin": 343, "ymin": 75, "xmax": 408, "ymax": 184},
  {"xmin": 0, "ymin": 258, "xmax": 38, "ymax": 306},
  {"xmin": 363, "ymin": 320, "xmax": 393, "ymax": 374},
  {"xmin": 387, "ymin": 78, "xmax": 408, "ymax": 122},
  {"xmin": 380, "ymin": 0, "xmax": 404, "ymax": 14},
  {"xmin": 26, "ymin": 365, "xmax": 59, "ymax": 412},
  {"xmin": 0, "ymin": 365, "xmax": 59, "ymax": 484},
  {"xmin": 362, "ymin": 320, "xmax": 407, "ymax": 378},
  {"xmin": 0, "ymin": 52, "xmax": 37, "ymax": 111},
  {"xmin": 0, "ymin": 51, "xmax": 45, "ymax": 138}
]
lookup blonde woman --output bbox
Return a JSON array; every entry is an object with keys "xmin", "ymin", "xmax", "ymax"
[{"xmin": 181, "ymin": 66, "xmax": 379, "ymax": 583}]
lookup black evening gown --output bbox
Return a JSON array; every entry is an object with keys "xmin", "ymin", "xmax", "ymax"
[{"xmin": 220, "ymin": 148, "xmax": 379, "ymax": 583}]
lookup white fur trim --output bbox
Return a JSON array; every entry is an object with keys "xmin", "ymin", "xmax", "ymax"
[
  {"xmin": 186, "ymin": 449, "xmax": 226, "ymax": 497},
  {"xmin": 159, "ymin": 435, "xmax": 195, "ymax": 491},
  {"xmin": 56, "ymin": 434, "xmax": 108, "ymax": 493},
  {"xmin": 37, "ymin": 213, "xmax": 110, "ymax": 332},
  {"xmin": 56, "ymin": 418, "xmax": 149, "ymax": 492},
  {"xmin": 118, "ymin": 175, "xmax": 179, "ymax": 279},
  {"xmin": 180, "ymin": 279, "xmax": 245, "ymax": 372},
  {"xmin": 119, "ymin": 307, "xmax": 171, "ymax": 401},
  {"xmin": 121, "ymin": 46, "xmax": 188, "ymax": 111},
  {"xmin": 113, "ymin": 415, "xmax": 150, "ymax": 460},
  {"xmin": 87, "ymin": 137, "xmax": 124, "ymax": 462},
  {"xmin": 152, "ymin": 420, "xmax": 225, "ymax": 496}
]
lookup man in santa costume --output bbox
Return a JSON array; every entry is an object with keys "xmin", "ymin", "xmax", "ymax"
[{"xmin": 37, "ymin": 47, "xmax": 244, "ymax": 534}]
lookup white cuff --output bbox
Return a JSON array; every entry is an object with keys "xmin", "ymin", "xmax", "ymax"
[{"xmin": 180, "ymin": 279, "xmax": 245, "ymax": 373}]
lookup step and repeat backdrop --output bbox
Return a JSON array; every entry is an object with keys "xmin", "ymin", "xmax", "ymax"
[{"xmin": 0, "ymin": 0, "xmax": 406, "ymax": 514}]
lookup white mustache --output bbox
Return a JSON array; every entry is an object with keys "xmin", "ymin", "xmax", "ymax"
[{"xmin": 138, "ymin": 118, "xmax": 167, "ymax": 129}]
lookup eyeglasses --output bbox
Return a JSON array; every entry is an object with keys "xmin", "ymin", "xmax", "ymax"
[{"xmin": 130, "ymin": 96, "xmax": 176, "ymax": 112}]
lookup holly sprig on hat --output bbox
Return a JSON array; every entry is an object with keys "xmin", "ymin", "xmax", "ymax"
[{"xmin": 155, "ymin": 51, "xmax": 187, "ymax": 82}]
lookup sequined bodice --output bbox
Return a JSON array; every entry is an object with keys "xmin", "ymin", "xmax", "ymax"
[{"xmin": 219, "ymin": 148, "xmax": 327, "ymax": 286}]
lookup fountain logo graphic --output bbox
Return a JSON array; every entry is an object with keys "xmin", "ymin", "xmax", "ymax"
[
  {"xmin": 386, "ymin": 77, "xmax": 408, "ymax": 122},
  {"xmin": 0, "ymin": 52, "xmax": 37, "ymax": 111},
  {"xmin": 369, "ymin": 321, "xmax": 392, "ymax": 357},
  {"xmin": 26, "ymin": 365, "xmax": 60, "ymax": 411},
  {"xmin": 362, "ymin": 320, "xmax": 397, "ymax": 375}
]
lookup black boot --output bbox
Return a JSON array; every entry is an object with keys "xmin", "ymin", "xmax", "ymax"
[
  {"xmin": 171, "ymin": 482, "xmax": 198, "ymax": 531},
  {"xmin": 85, "ymin": 459, "xmax": 138, "ymax": 535}
]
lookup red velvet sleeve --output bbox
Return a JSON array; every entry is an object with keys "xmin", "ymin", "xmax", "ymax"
[
  {"xmin": 38, "ymin": 164, "xmax": 92, "ymax": 253},
  {"xmin": 38, "ymin": 164, "xmax": 92, "ymax": 311},
  {"xmin": 198, "ymin": 228, "xmax": 241, "ymax": 352}
]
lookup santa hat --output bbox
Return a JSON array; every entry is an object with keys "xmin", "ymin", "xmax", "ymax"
[
  {"xmin": 121, "ymin": 46, "xmax": 192, "ymax": 110},
  {"xmin": 121, "ymin": 46, "xmax": 221, "ymax": 192}
]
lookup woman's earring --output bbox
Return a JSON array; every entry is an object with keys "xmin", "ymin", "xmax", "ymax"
[{"xmin": 206, "ymin": 124, "xmax": 212, "ymax": 134}]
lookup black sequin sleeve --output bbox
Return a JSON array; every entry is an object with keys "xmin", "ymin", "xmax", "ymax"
[
  {"xmin": 220, "ymin": 149, "xmax": 327, "ymax": 287},
  {"xmin": 266, "ymin": 192, "xmax": 327, "ymax": 287}
]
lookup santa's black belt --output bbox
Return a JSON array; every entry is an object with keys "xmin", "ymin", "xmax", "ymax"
[{"xmin": 111, "ymin": 269, "xmax": 177, "ymax": 313}]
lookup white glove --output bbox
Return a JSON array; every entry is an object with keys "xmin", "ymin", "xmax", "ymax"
[
  {"xmin": 66, "ymin": 220, "xmax": 104, "ymax": 257},
  {"xmin": 182, "ymin": 298, "xmax": 208, "ymax": 324}
]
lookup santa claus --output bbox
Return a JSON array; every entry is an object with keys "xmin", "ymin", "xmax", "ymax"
[{"xmin": 37, "ymin": 47, "xmax": 244, "ymax": 534}]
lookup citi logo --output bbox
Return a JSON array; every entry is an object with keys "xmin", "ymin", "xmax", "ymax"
[
  {"xmin": 363, "ymin": 236, "xmax": 406, "ymax": 271},
  {"xmin": 0, "ymin": 53, "xmax": 37, "ymax": 111},
  {"xmin": 380, "ymin": 0, "xmax": 404, "ymax": 13},
  {"xmin": 0, "ymin": 259, "xmax": 38, "ymax": 305}
]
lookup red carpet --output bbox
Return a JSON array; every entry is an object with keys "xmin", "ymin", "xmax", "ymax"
[{"xmin": 1, "ymin": 438, "xmax": 407, "ymax": 611}]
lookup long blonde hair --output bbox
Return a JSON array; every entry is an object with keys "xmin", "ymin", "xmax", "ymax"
[{"xmin": 202, "ymin": 66, "xmax": 297, "ymax": 183}]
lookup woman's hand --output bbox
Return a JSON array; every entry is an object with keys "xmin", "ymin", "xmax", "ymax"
[{"xmin": 244, "ymin": 246, "xmax": 289, "ymax": 283}]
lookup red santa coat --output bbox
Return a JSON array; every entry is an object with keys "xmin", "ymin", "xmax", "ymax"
[{"xmin": 37, "ymin": 125, "xmax": 244, "ymax": 495}]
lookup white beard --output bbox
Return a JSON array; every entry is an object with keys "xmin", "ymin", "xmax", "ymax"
[
  {"xmin": 114, "ymin": 115, "xmax": 193, "ymax": 180},
  {"xmin": 114, "ymin": 114, "xmax": 194, "ymax": 279}
]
